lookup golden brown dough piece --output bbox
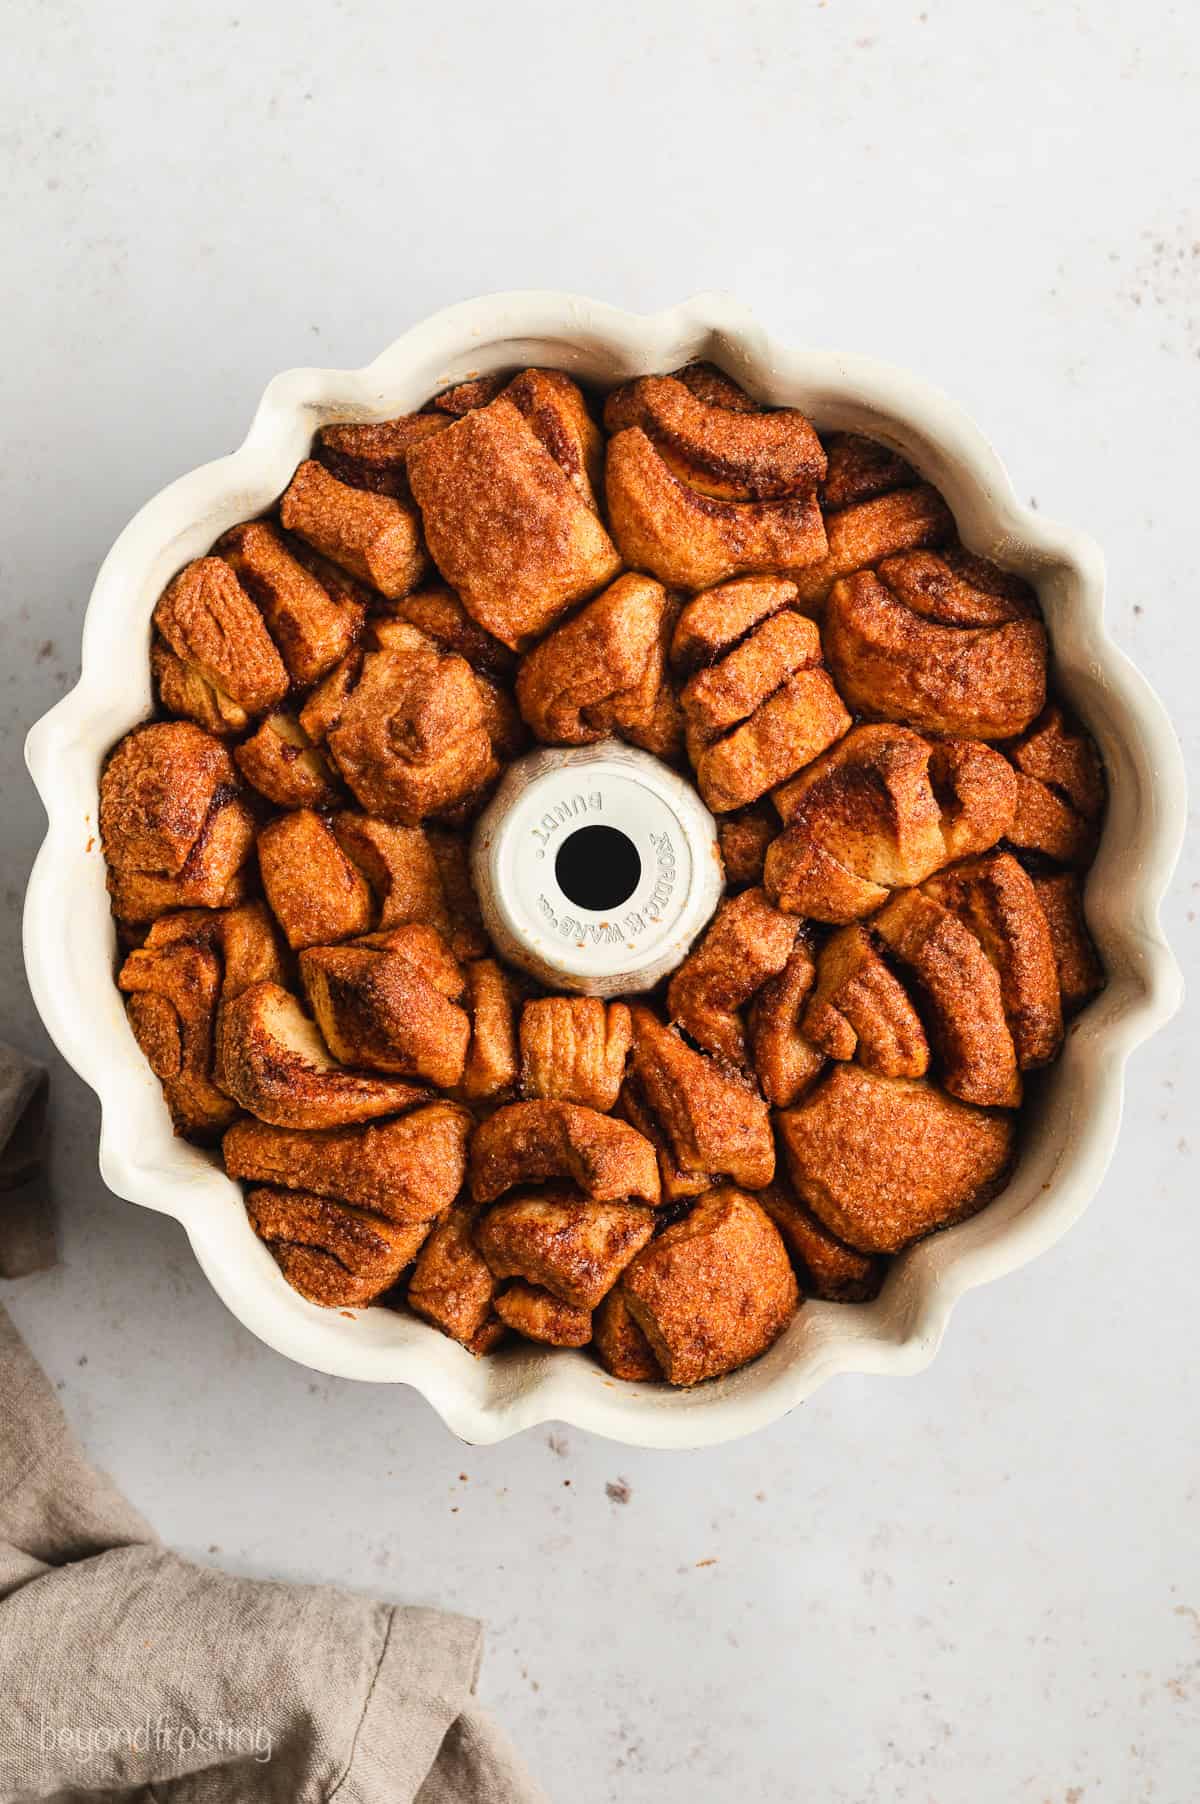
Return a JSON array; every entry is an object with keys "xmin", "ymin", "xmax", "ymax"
[
  {"xmin": 218, "ymin": 980, "xmax": 426, "ymax": 1128},
  {"xmin": 378, "ymin": 584, "xmax": 516, "ymax": 680},
  {"xmin": 215, "ymin": 521, "xmax": 364, "ymax": 689},
  {"xmin": 871, "ymin": 888, "xmax": 1021, "ymax": 1107},
  {"xmin": 718, "ymin": 804, "xmax": 776, "ymax": 888},
  {"xmin": 493, "ymin": 1282, "xmax": 592, "ymax": 1347},
  {"xmin": 824, "ymin": 559, "xmax": 1047, "ymax": 740},
  {"xmin": 325, "ymin": 631, "xmax": 497, "ymax": 824},
  {"xmin": 801, "ymin": 925, "xmax": 930, "ymax": 1079},
  {"xmin": 671, "ymin": 361, "xmax": 761, "ymax": 413},
  {"xmin": 280, "ymin": 460, "xmax": 426, "ymax": 599},
  {"xmin": 152, "ymin": 556, "xmax": 289, "ymax": 731},
  {"xmin": 329, "ymin": 814, "xmax": 480, "ymax": 959},
  {"xmin": 593, "ymin": 1289, "xmax": 663, "ymax": 1380},
  {"xmin": 234, "ymin": 710, "xmax": 341, "ymax": 808},
  {"xmin": 432, "ymin": 373, "xmax": 508, "ymax": 415},
  {"xmin": 777, "ymin": 1064, "xmax": 1015, "ymax": 1254},
  {"xmin": 224, "ymin": 1100, "xmax": 472, "ymax": 1223},
  {"xmin": 406, "ymin": 1206, "xmax": 504, "ymax": 1353},
  {"xmin": 460, "ymin": 958, "xmax": 520, "ymax": 1101},
  {"xmin": 316, "ymin": 414, "xmax": 452, "ymax": 498},
  {"xmin": 669, "ymin": 575, "xmax": 797, "ymax": 674},
  {"xmin": 604, "ymin": 374, "xmax": 826, "ymax": 500},
  {"xmin": 606, "ymin": 427, "xmax": 828, "ymax": 592},
  {"xmin": 247, "ymin": 1186, "xmax": 431, "ymax": 1307},
  {"xmin": 257, "ymin": 809, "xmax": 374, "ymax": 951},
  {"xmin": 756, "ymin": 1181, "xmax": 886, "ymax": 1303},
  {"xmin": 790, "ymin": 484, "xmax": 955, "ymax": 608},
  {"xmin": 819, "ymin": 434, "xmax": 917, "ymax": 512},
  {"xmin": 765, "ymin": 726, "xmax": 1017, "ymax": 921},
  {"xmin": 1032, "ymin": 873, "xmax": 1105, "ymax": 1016},
  {"xmin": 694, "ymin": 668, "xmax": 851, "ymax": 813},
  {"xmin": 1003, "ymin": 703, "xmax": 1106, "ymax": 868},
  {"xmin": 746, "ymin": 939, "xmax": 826, "ymax": 1107},
  {"xmin": 406, "ymin": 393, "xmax": 621, "ymax": 650},
  {"xmin": 681, "ymin": 611, "xmax": 822, "ymax": 737},
  {"xmin": 626, "ymin": 1006, "xmax": 774, "ymax": 1195},
  {"xmin": 502, "ymin": 367, "xmax": 606, "ymax": 506},
  {"xmin": 519, "ymin": 998, "xmax": 632, "ymax": 1111},
  {"xmin": 299, "ymin": 936, "xmax": 469, "ymax": 1090},
  {"xmin": 100, "ymin": 723, "xmax": 255, "ymax": 923},
  {"xmin": 476, "ymin": 1186, "xmax": 655, "ymax": 1310},
  {"xmin": 470, "ymin": 1101, "xmax": 661, "ymax": 1207},
  {"xmin": 514, "ymin": 573, "xmax": 674, "ymax": 746},
  {"xmin": 924, "ymin": 852, "xmax": 1063, "ymax": 1068},
  {"xmin": 666, "ymin": 889, "xmax": 797, "ymax": 1067},
  {"xmin": 620, "ymin": 1188, "xmax": 798, "ymax": 1386}
]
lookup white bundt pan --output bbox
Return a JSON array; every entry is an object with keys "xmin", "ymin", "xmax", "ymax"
[{"xmin": 23, "ymin": 293, "xmax": 1186, "ymax": 1447}]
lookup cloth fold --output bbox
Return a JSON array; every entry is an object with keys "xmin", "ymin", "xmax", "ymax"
[{"xmin": 0, "ymin": 1043, "xmax": 544, "ymax": 1804}]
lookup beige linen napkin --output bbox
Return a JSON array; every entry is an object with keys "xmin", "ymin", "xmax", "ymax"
[{"xmin": 0, "ymin": 1041, "xmax": 545, "ymax": 1804}]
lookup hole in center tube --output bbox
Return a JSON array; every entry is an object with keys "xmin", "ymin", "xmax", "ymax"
[{"xmin": 554, "ymin": 824, "xmax": 642, "ymax": 913}]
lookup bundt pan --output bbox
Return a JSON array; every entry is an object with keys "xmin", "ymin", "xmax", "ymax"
[{"xmin": 23, "ymin": 294, "xmax": 1185, "ymax": 1447}]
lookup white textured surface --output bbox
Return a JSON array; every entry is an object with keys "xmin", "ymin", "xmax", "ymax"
[{"xmin": 1, "ymin": 2, "xmax": 1197, "ymax": 1799}]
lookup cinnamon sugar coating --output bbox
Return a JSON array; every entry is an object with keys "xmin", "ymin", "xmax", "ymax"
[
  {"xmin": 1032, "ymin": 873, "xmax": 1105, "ymax": 1016},
  {"xmin": 476, "ymin": 1185, "xmax": 655, "ymax": 1310},
  {"xmin": 406, "ymin": 1206, "xmax": 504, "ymax": 1353},
  {"xmin": 234, "ymin": 710, "xmax": 341, "ymax": 808},
  {"xmin": 747, "ymin": 939, "xmax": 826, "ymax": 1107},
  {"xmin": 666, "ymin": 888, "xmax": 797, "ymax": 1067},
  {"xmin": 224, "ymin": 1100, "xmax": 472, "ymax": 1224},
  {"xmin": 756, "ymin": 1180, "xmax": 886, "ymax": 1303},
  {"xmin": 777, "ymin": 1065, "xmax": 1015, "ymax": 1254},
  {"xmin": 316, "ymin": 413, "xmax": 451, "ymax": 498},
  {"xmin": 670, "ymin": 575, "xmax": 798, "ymax": 673},
  {"xmin": 153, "ymin": 556, "xmax": 289, "ymax": 727},
  {"xmin": 515, "ymin": 572, "xmax": 674, "ymax": 746},
  {"xmin": 717, "ymin": 803, "xmax": 777, "ymax": 888},
  {"xmin": 620, "ymin": 1187, "xmax": 798, "ymax": 1386},
  {"xmin": 625, "ymin": 1005, "xmax": 774, "ymax": 1195},
  {"xmin": 280, "ymin": 459, "xmax": 426, "ymax": 600},
  {"xmin": 790, "ymin": 484, "xmax": 954, "ymax": 608},
  {"xmin": 247, "ymin": 1186, "xmax": 431, "ymax": 1308},
  {"xmin": 801, "ymin": 924, "xmax": 930, "ymax": 1079},
  {"xmin": 216, "ymin": 522, "xmax": 365, "ymax": 689},
  {"xmin": 519, "ymin": 998, "xmax": 632, "ymax": 1111},
  {"xmin": 460, "ymin": 958, "xmax": 520, "ymax": 1102},
  {"xmin": 470, "ymin": 1101, "xmax": 660, "ymax": 1207},
  {"xmin": 593, "ymin": 1288, "xmax": 663, "ymax": 1381},
  {"xmin": 257, "ymin": 808, "xmax": 374, "ymax": 951},
  {"xmin": 604, "ymin": 374, "xmax": 826, "ymax": 500},
  {"xmin": 493, "ymin": 1282, "xmax": 593, "ymax": 1348},
  {"xmin": 299, "ymin": 937, "xmax": 470, "ymax": 1090},
  {"xmin": 406, "ymin": 393, "xmax": 621, "ymax": 649}
]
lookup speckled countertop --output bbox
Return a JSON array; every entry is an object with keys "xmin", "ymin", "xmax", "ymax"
[{"xmin": 1, "ymin": 2, "xmax": 1197, "ymax": 1798}]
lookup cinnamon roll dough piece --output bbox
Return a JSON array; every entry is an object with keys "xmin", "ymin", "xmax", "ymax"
[
  {"xmin": 218, "ymin": 980, "xmax": 427, "ymax": 1129},
  {"xmin": 777, "ymin": 1064, "xmax": 1015, "ymax": 1254},
  {"xmin": 502, "ymin": 367, "xmax": 606, "ymax": 508},
  {"xmin": 1032, "ymin": 873, "xmax": 1105, "ymax": 1016},
  {"xmin": 765, "ymin": 726, "xmax": 1017, "ymax": 922},
  {"xmin": 470, "ymin": 1101, "xmax": 661, "ymax": 1208},
  {"xmin": 152, "ymin": 557, "xmax": 289, "ymax": 727},
  {"xmin": 681, "ymin": 611, "xmax": 824, "ymax": 737},
  {"xmin": 824, "ymin": 562, "xmax": 1047, "ymax": 740},
  {"xmin": 819, "ymin": 433, "xmax": 917, "ymax": 512},
  {"xmin": 1003, "ymin": 704, "xmax": 1106, "ymax": 868},
  {"xmin": 666, "ymin": 888, "xmax": 797, "ymax": 1068},
  {"xmin": 515, "ymin": 573, "xmax": 673, "ymax": 746},
  {"xmin": 406, "ymin": 394, "xmax": 621, "ymax": 650},
  {"xmin": 377, "ymin": 584, "xmax": 517, "ymax": 680},
  {"xmin": 299, "ymin": 939, "xmax": 470, "ymax": 1090},
  {"xmin": 460, "ymin": 958, "xmax": 520, "ymax": 1102},
  {"xmin": 477, "ymin": 1186, "xmax": 655, "ymax": 1310},
  {"xmin": 604, "ymin": 374, "xmax": 826, "ymax": 500},
  {"xmin": 316, "ymin": 413, "xmax": 452, "ymax": 498},
  {"xmin": 216, "ymin": 521, "xmax": 365, "ymax": 689},
  {"xmin": 718, "ymin": 803, "xmax": 777, "ymax": 888},
  {"xmin": 280, "ymin": 459, "xmax": 426, "ymax": 600},
  {"xmin": 406, "ymin": 1206, "xmax": 505, "ymax": 1353},
  {"xmin": 593, "ymin": 1289, "xmax": 663, "ymax": 1381},
  {"xmin": 923, "ymin": 853, "xmax": 1063, "ymax": 1069},
  {"xmin": 493, "ymin": 1282, "xmax": 593, "ymax": 1348},
  {"xmin": 790, "ymin": 485, "xmax": 955, "ymax": 608},
  {"xmin": 801, "ymin": 924, "xmax": 930, "ymax": 1079},
  {"xmin": 620, "ymin": 1188, "xmax": 799, "ymax": 1386},
  {"xmin": 871, "ymin": 889, "xmax": 1021, "ymax": 1108},
  {"xmin": 670, "ymin": 576, "xmax": 799, "ymax": 674},
  {"xmin": 1006, "ymin": 773, "xmax": 1099, "ymax": 867},
  {"xmin": 329, "ymin": 814, "xmax": 484, "ymax": 960},
  {"xmin": 234, "ymin": 710, "xmax": 341, "ymax": 808},
  {"xmin": 223, "ymin": 1100, "xmax": 472, "ymax": 1224},
  {"xmin": 101, "ymin": 723, "xmax": 256, "ymax": 923},
  {"xmin": 671, "ymin": 361, "xmax": 761, "ymax": 413},
  {"xmin": 247, "ymin": 1186, "xmax": 431, "ymax": 1308},
  {"xmin": 325, "ymin": 630, "xmax": 496, "ymax": 824},
  {"xmin": 432, "ymin": 373, "xmax": 508, "ymax": 415},
  {"xmin": 746, "ymin": 939, "xmax": 826, "ymax": 1108},
  {"xmin": 627, "ymin": 1005, "xmax": 775, "ymax": 1194},
  {"xmin": 257, "ymin": 809, "xmax": 375, "ymax": 952},
  {"xmin": 694, "ymin": 667, "xmax": 851, "ymax": 813},
  {"xmin": 606, "ymin": 427, "xmax": 828, "ymax": 592},
  {"xmin": 756, "ymin": 1181, "xmax": 886, "ymax": 1303},
  {"xmin": 519, "ymin": 998, "xmax": 632, "ymax": 1111}
]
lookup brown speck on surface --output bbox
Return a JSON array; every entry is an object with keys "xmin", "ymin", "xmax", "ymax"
[
  {"xmin": 77, "ymin": 1355, "xmax": 87, "ymax": 1367},
  {"xmin": 696, "ymin": 1557, "xmax": 718, "ymax": 1567},
  {"xmin": 546, "ymin": 1431, "xmax": 569, "ymax": 1456},
  {"xmin": 37, "ymin": 640, "xmax": 55, "ymax": 660},
  {"xmin": 562, "ymin": 1479, "xmax": 571, "ymax": 1487},
  {"xmin": 1133, "ymin": 604, "xmax": 1144, "ymax": 615},
  {"xmin": 208, "ymin": 1544, "xmax": 220, "ymax": 1555},
  {"xmin": 458, "ymin": 1472, "xmax": 468, "ymax": 1482},
  {"xmin": 85, "ymin": 836, "xmax": 95, "ymax": 853},
  {"xmin": 606, "ymin": 1477, "xmax": 632, "ymax": 1504},
  {"xmin": 755, "ymin": 1490, "xmax": 766, "ymax": 1502},
  {"xmin": 338, "ymin": 1310, "xmax": 355, "ymax": 1319}
]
